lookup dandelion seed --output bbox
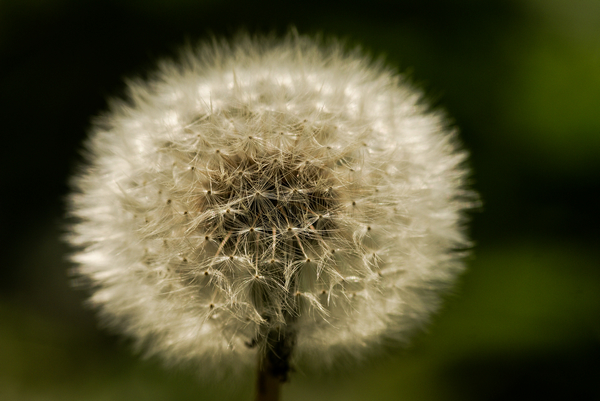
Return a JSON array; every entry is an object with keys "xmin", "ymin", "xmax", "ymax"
[{"xmin": 66, "ymin": 32, "xmax": 475, "ymax": 394}]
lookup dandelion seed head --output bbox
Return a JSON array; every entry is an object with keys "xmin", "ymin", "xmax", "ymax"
[{"xmin": 67, "ymin": 33, "xmax": 474, "ymax": 376}]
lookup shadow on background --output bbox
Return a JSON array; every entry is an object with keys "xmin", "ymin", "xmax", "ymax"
[{"xmin": 1, "ymin": 0, "xmax": 599, "ymax": 400}]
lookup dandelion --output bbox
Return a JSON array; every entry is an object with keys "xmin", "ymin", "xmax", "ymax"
[{"xmin": 67, "ymin": 33, "xmax": 475, "ymax": 400}]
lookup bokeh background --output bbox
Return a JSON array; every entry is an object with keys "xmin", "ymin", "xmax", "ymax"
[{"xmin": 1, "ymin": 0, "xmax": 599, "ymax": 400}]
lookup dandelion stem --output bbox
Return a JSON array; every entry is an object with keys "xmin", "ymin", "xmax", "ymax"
[
  {"xmin": 255, "ymin": 353, "xmax": 281, "ymax": 401},
  {"xmin": 255, "ymin": 321, "xmax": 296, "ymax": 401}
]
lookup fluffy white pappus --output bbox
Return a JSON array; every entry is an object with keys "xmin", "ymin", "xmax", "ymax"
[{"xmin": 67, "ymin": 33, "xmax": 475, "ymax": 376}]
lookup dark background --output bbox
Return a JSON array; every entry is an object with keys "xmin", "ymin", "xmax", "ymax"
[{"xmin": 1, "ymin": 0, "xmax": 599, "ymax": 400}]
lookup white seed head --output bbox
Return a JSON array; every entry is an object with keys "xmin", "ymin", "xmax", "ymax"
[{"xmin": 67, "ymin": 33, "xmax": 474, "ymax": 376}]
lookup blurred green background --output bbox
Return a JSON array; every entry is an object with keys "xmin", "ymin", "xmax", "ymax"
[{"xmin": 1, "ymin": 0, "xmax": 599, "ymax": 400}]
